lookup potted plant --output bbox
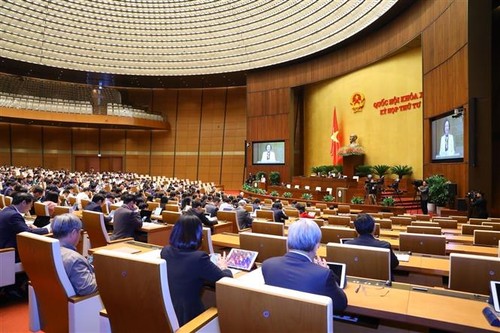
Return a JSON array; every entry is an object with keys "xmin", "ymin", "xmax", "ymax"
[
  {"xmin": 350, "ymin": 196, "xmax": 364, "ymax": 204},
  {"xmin": 371, "ymin": 164, "xmax": 391, "ymax": 178},
  {"xmin": 255, "ymin": 171, "xmax": 266, "ymax": 182},
  {"xmin": 270, "ymin": 190, "xmax": 279, "ymax": 197},
  {"xmin": 355, "ymin": 165, "xmax": 372, "ymax": 178},
  {"xmin": 381, "ymin": 196, "xmax": 395, "ymax": 207},
  {"xmin": 427, "ymin": 174, "xmax": 450, "ymax": 214},
  {"xmin": 323, "ymin": 194, "xmax": 334, "ymax": 202},
  {"xmin": 390, "ymin": 165, "xmax": 413, "ymax": 179},
  {"xmin": 269, "ymin": 171, "xmax": 281, "ymax": 185},
  {"xmin": 311, "ymin": 166, "xmax": 322, "ymax": 176},
  {"xmin": 283, "ymin": 192, "xmax": 293, "ymax": 198},
  {"xmin": 301, "ymin": 193, "xmax": 313, "ymax": 200}
]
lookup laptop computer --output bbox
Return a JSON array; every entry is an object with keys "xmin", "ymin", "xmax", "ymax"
[
  {"xmin": 491, "ymin": 281, "xmax": 500, "ymax": 313},
  {"xmin": 327, "ymin": 262, "xmax": 347, "ymax": 289},
  {"xmin": 153, "ymin": 207, "xmax": 163, "ymax": 216},
  {"xmin": 226, "ymin": 248, "xmax": 258, "ymax": 271},
  {"xmin": 140, "ymin": 209, "xmax": 152, "ymax": 222},
  {"xmin": 339, "ymin": 238, "xmax": 354, "ymax": 244}
]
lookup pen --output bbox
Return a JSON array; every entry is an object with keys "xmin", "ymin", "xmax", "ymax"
[{"xmin": 412, "ymin": 286, "xmax": 428, "ymax": 292}]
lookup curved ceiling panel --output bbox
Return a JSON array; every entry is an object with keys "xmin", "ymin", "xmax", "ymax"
[{"xmin": 0, "ymin": 0, "xmax": 398, "ymax": 76}]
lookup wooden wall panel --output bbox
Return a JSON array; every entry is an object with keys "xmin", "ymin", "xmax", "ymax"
[
  {"xmin": 43, "ymin": 127, "xmax": 71, "ymax": 170},
  {"xmin": 100, "ymin": 129, "xmax": 126, "ymax": 154},
  {"xmin": 72, "ymin": 128, "xmax": 99, "ymax": 154},
  {"xmin": 0, "ymin": 124, "xmax": 11, "ymax": 165},
  {"xmin": 11, "ymin": 124, "xmax": 42, "ymax": 167}
]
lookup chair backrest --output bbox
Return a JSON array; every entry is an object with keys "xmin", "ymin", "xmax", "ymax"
[
  {"xmin": 390, "ymin": 216, "xmax": 412, "ymax": 226},
  {"xmin": 93, "ymin": 249, "xmax": 179, "ymax": 333},
  {"xmin": 482, "ymin": 222, "xmax": 500, "ymax": 231},
  {"xmin": 473, "ymin": 230, "xmax": 500, "ymax": 246},
  {"xmin": 399, "ymin": 232, "xmax": 446, "ymax": 255},
  {"xmin": 217, "ymin": 210, "xmax": 240, "ymax": 233},
  {"xmin": 368, "ymin": 212, "xmax": 383, "ymax": 219},
  {"xmin": 216, "ymin": 277, "xmax": 332, "ymax": 333},
  {"xmin": 251, "ymin": 221, "xmax": 284, "ymax": 236},
  {"xmin": 81, "ymin": 198, "xmax": 91, "ymax": 210},
  {"xmin": 244, "ymin": 205, "xmax": 253, "ymax": 212},
  {"xmin": 326, "ymin": 243, "xmax": 391, "ymax": 281},
  {"xmin": 34, "ymin": 202, "xmax": 49, "ymax": 217},
  {"xmin": 320, "ymin": 226, "xmax": 357, "ymax": 244},
  {"xmin": 327, "ymin": 215, "xmax": 350, "ymax": 227},
  {"xmin": 53, "ymin": 205, "xmax": 71, "ymax": 216},
  {"xmin": 435, "ymin": 219, "xmax": 458, "ymax": 229},
  {"xmin": 322, "ymin": 208, "xmax": 336, "ymax": 215},
  {"xmin": 406, "ymin": 226, "xmax": 442, "ymax": 235},
  {"xmin": 449, "ymin": 253, "xmax": 500, "ymax": 295},
  {"xmin": 0, "ymin": 194, "xmax": 4, "ymax": 209},
  {"xmin": 411, "ymin": 221, "xmax": 440, "ymax": 227},
  {"xmin": 201, "ymin": 227, "xmax": 214, "ymax": 255},
  {"xmin": 489, "ymin": 218, "xmax": 500, "ymax": 223},
  {"xmin": 449, "ymin": 215, "xmax": 468, "ymax": 224},
  {"xmin": 315, "ymin": 203, "xmax": 327, "ymax": 211},
  {"xmin": 337, "ymin": 204, "xmax": 350, "ymax": 214},
  {"xmin": 164, "ymin": 204, "xmax": 180, "ymax": 212},
  {"xmin": 82, "ymin": 210, "xmax": 110, "ymax": 248},
  {"xmin": 17, "ymin": 232, "xmax": 76, "ymax": 333},
  {"xmin": 283, "ymin": 208, "xmax": 299, "ymax": 218},
  {"xmin": 415, "ymin": 214, "xmax": 431, "ymax": 221},
  {"xmin": 147, "ymin": 201, "xmax": 160, "ymax": 211},
  {"xmin": 239, "ymin": 232, "xmax": 287, "ymax": 263},
  {"xmin": 4, "ymin": 195, "xmax": 12, "ymax": 206},
  {"xmin": 469, "ymin": 218, "xmax": 490, "ymax": 225},
  {"xmin": 376, "ymin": 218, "xmax": 392, "ymax": 229},
  {"xmin": 110, "ymin": 203, "xmax": 121, "ymax": 212},
  {"xmin": 312, "ymin": 219, "xmax": 325, "ymax": 228},
  {"xmin": 162, "ymin": 211, "xmax": 181, "ymax": 224},
  {"xmin": 256, "ymin": 209, "xmax": 275, "ymax": 221},
  {"xmin": 462, "ymin": 224, "xmax": 493, "ymax": 235}
]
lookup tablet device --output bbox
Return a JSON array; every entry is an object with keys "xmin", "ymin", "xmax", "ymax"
[
  {"xmin": 490, "ymin": 281, "xmax": 500, "ymax": 313},
  {"xmin": 339, "ymin": 238, "xmax": 354, "ymax": 244},
  {"xmin": 153, "ymin": 207, "xmax": 162, "ymax": 216},
  {"xmin": 226, "ymin": 248, "xmax": 258, "ymax": 271},
  {"xmin": 327, "ymin": 261, "xmax": 347, "ymax": 289}
]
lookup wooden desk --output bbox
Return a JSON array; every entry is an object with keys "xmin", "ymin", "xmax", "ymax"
[
  {"xmin": 381, "ymin": 229, "xmax": 474, "ymax": 244},
  {"xmin": 140, "ymin": 222, "xmax": 172, "ymax": 246},
  {"xmin": 88, "ymin": 240, "xmax": 162, "ymax": 255}
]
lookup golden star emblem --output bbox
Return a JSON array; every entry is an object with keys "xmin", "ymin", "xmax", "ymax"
[{"xmin": 331, "ymin": 131, "xmax": 339, "ymax": 143}]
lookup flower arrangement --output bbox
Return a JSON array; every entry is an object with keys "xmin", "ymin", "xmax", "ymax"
[
  {"xmin": 270, "ymin": 190, "xmax": 279, "ymax": 197},
  {"xmin": 323, "ymin": 194, "xmax": 334, "ymax": 202},
  {"xmin": 283, "ymin": 192, "xmax": 293, "ymax": 198},
  {"xmin": 301, "ymin": 193, "xmax": 313, "ymax": 200},
  {"xmin": 338, "ymin": 145, "xmax": 365, "ymax": 156}
]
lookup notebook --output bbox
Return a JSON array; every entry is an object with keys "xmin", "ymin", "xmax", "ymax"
[
  {"xmin": 327, "ymin": 262, "xmax": 347, "ymax": 289},
  {"xmin": 394, "ymin": 250, "xmax": 411, "ymax": 262},
  {"xmin": 226, "ymin": 248, "xmax": 258, "ymax": 271}
]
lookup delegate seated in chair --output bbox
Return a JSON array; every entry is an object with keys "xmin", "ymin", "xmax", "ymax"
[
  {"xmin": 17, "ymin": 229, "xmax": 101, "ymax": 333},
  {"xmin": 344, "ymin": 214, "xmax": 399, "ymax": 271},
  {"xmin": 261, "ymin": 219, "xmax": 347, "ymax": 314}
]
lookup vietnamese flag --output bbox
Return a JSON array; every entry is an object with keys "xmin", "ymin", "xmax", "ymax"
[{"xmin": 330, "ymin": 108, "xmax": 342, "ymax": 164}]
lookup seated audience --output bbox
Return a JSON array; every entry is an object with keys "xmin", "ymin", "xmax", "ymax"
[
  {"xmin": 235, "ymin": 199, "xmax": 253, "ymax": 229},
  {"xmin": 296, "ymin": 203, "xmax": 312, "ymax": 218},
  {"xmin": 345, "ymin": 214, "xmax": 399, "ymax": 272},
  {"xmin": 110, "ymin": 194, "xmax": 143, "ymax": 241},
  {"xmin": 0, "ymin": 192, "xmax": 50, "ymax": 262},
  {"xmin": 84, "ymin": 193, "xmax": 112, "ymax": 224},
  {"xmin": 271, "ymin": 201, "xmax": 288, "ymax": 223},
  {"xmin": 51, "ymin": 214, "xmax": 98, "ymax": 296},
  {"xmin": 262, "ymin": 219, "xmax": 347, "ymax": 313},
  {"xmin": 160, "ymin": 215, "xmax": 232, "ymax": 326},
  {"xmin": 189, "ymin": 200, "xmax": 217, "ymax": 231}
]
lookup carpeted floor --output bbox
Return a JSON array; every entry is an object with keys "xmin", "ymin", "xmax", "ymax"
[{"xmin": 0, "ymin": 292, "xmax": 31, "ymax": 333}]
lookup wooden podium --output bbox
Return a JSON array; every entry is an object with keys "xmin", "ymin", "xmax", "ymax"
[{"xmin": 342, "ymin": 154, "xmax": 364, "ymax": 177}]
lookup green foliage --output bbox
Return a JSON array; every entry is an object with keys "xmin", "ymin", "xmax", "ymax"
[
  {"xmin": 371, "ymin": 165, "xmax": 391, "ymax": 177},
  {"xmin": 283, "ymin": 192, "xmax": 293, "ymax": 198},
  {"xmin": 311, "ymin": 165, "xmax": 343, "ymax": 176},
  {"xmin": 355, "ymin": 165, "xmax": 372, "ymax": 177},
  {"xmin": 269, "ymin": 171, "xmax": 281, "ymax": 185},
  {"xmin": 390, "ymin": 165, "xmax": 413, "ymax": 179},
  {"xmin": 270, "ymin": 190, "xmax": 279, "ymax": 197},
  {"xmin": 323, "ymin": 194, "xmax": 334, "ymax": 202},
  {"xmin": 242, "ymin": 183, "xmax": 267, "ymax": 195},
  {"xmin": 301, "ymin": 193, "xmax": 313, "ymax": 200},
  {"xmin": 350, "ymin": 196, "xmax": 364, "ymax": 204},
  {"xmin": 255, "ymin": 171, "xmax": 266, "ymax": 181},
  {"xmin": 426, "ymin": 174, "xmax": 450, "ymax": 206},
  {"xmin": 381, "ymin": 196, "xmax": 395, "ymax": 207}
]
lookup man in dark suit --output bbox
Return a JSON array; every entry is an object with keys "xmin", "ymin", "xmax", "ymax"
[
  {"xmin": 345, "ymin": 214, "xmax": 399, "ymax": 271},
  {"xmin": 271, "ymin": 201, "xmax": 288, "ymax": 223},
  {"xmin": 84, "ymin": 193, "xmax": 112, "ymax": 224},
  {"xmin": 189, "ymin": 200, "xmax": 217, "ymax": 231},
  {"xmin": 262, "ymin": 219, "xmax": 347, "ymax": 313},
  {"xmin": 110, "ymin": 194, "xmax": 143, "ymax": 241},
  {"xmin": 235, "ymin": 200, "xmax": 253, "ymax": 229},
  {"xmin": 0, "ymin": 192, "xmax": 50, "ymax": 262}
]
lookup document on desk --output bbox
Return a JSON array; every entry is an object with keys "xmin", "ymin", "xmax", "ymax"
[
  {"xmin": 112, "ymin": 246, "xmax": 142, "ymax": 254},
  {"xmin": 135, "ymin": 249, "xmax": 162, "ymax": 260},
  {"xmin": 396, "ymin": 253, "xmax": 410, "ymax": 262}
]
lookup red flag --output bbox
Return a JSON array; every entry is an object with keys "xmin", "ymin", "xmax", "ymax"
[{"xmin": 330, "ymin": 108, "xmax": 342, "ymax": 165}]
